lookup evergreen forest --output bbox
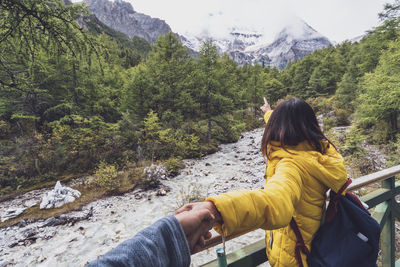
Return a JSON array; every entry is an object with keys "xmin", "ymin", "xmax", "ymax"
[{"xmin": 0, "ymin": 0, "xmax": 399, "ymax": 197}]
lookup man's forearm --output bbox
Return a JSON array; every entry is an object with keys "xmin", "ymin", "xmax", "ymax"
[{"xmin": 87, "ymin": 215, "xmax": 191, "ymax": 267}]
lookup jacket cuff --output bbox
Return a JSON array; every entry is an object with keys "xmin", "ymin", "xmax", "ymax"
[
  {"xmin": 263, "ymin": 110, "xmax": 273, "ymax": 124},
  {"xmin": 205, "ymin": 196, "xmax": 236, "ymax": 236}
]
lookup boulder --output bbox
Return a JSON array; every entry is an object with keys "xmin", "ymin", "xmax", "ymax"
[
  {"xmin": 141, "ymin": 164, "xmax": 168, "ymax": 190},
  {"xmin": 143, "ymin": 164, "xmax": 168, "ymax": 180},
  {"xmin": 40, "ymin": 181, "xmax": 81, "ymax": 209},
  {"xmin": 156, "ymin": 185, "xmax": 170, "ymax": 196},
  {"xmin": 1, "ymin": 207, "xmax": 26, "ymax": 222}
]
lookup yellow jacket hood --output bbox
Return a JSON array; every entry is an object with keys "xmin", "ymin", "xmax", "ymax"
[{"xmin": 267, "ymin": 140, "xmax": 347, "ymax": 193}]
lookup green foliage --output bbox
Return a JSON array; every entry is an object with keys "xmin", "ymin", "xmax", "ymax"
[
  {"xmin": 84, "ymin": 15, "xmax": 150, "ymax": 67},
  {"xmin": 307, "ymin": 97, "xmax": 332, "ymax": 115},
  {"xmin": 322, "ymin": 117, "xmax": 336, "ymax": 131},
  {"xmin": 145, "ymin": 33, "xmax": 196, "ymax": 126},
  {"xmin": 0, "ymin": 0, "xmax": 94, "ymax": 124},
  {"xmin": 92, "ymin": 161, "xmax": 120, "ymax": 192},
  {"xmin": 287, "ymin": 54, "xmax": 320, "ymax": 97},
  {"xmin": 0, "ymin": 120, "xmax": 10, "ymax": 138},
  {"xmin": 335, "ymin": 108, "xmax": 351, "ymax": 126},
  {"xmin": 46, "ymin": 115, "xmax": 123, "ymax": 172},
  {"xmin": 385, "ymin": 135, "xmax": 400, "ymax": 166},
  {"xmin": 163, "ymin": 157, "xmax": 184, "ymax": 177},
  {"xmin": 341, "ymin": 127, "xmax": 366, "ymax": 156},
  {"xmin": 139, "ymin": 110, "xmax": 162, "ymax": 160},
  {"xmin": 197, "ymin": 40, "xmax": 233, "ymax": 141},
  {"xmin": 308, "ymin": 48, "xmax": 346, "ymax": 96},
  {"xmin": 211, "ymin": 114, "xmax": 246, "ymax": 143},
  {"xmin": 335, "ymin": 72, "xmax": 359, "ymax": 113},
  {"xmin": 139, "ymin": 110, "xmax": 201, "ymax": 160},
  {"xmin": 356, "ymin": 39, "xmax": 400, "ymax": 141}
]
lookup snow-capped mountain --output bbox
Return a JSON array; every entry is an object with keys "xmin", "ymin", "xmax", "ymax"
[
  {"xmin": 82, "ymin": 0, "xmax": 332, "ymax": 68},
  {"xmin": 181, "ymin": 28, "xmax": 262, "ymax": 53},
  {"xmin": 253, "ymin": 21, "xmax": 332, "ymax": 68},
  {"xmin": 182, "ymin": 18, "xmax": 332, "ymax": 68}
]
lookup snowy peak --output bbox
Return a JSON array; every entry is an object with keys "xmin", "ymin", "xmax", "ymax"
[
  {"xmin": 275, "ymin": 18, "xmax": 324, "ymax": 42},
  {"xmin": 255, "ymin": 19, "xmax": 332, "ymax": 68},
  {"xmin": 183, "ymin": 18, "xmax": 332, "ymax": 68},
  {"xmin": 181, "ymin": 27, "xmax": 263, "ymax": 54}
]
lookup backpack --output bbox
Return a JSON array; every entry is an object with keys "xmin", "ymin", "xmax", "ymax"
[{"xmin": 290, "ymin": 178, "xmax": 381, "ymax": 267}]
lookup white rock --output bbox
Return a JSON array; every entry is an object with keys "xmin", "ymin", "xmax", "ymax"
[
  {"xmin": 143, "ymin": 164, "xmax": 168, "ymax": 181},
  {"xmin": 40, "ymin": 181, "xmax": 81, "ymax": 209},
  {"xmin": 1, "ymin": 208, "xmax": 26, "ymax": 222},
  {"xmin": 24, "ymin": 200, "xmax": 38, "ymax": 208}
]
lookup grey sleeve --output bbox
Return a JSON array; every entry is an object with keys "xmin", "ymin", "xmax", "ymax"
[{"xmin": 87, "ymin": 215, "xmax": 191, "ymax": 267}]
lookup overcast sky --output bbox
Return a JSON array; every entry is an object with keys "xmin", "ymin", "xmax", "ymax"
[{"xmin": 123, "ymin": 0, "xmax": 393, "ymax": 43}]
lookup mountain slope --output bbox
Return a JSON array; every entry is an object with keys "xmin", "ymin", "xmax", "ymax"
[{"xmin": 84, "ymin": 0, "xmax": 171, "ymax": 43}]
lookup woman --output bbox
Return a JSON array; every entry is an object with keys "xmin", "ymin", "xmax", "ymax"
[{"xmin": 177, "ymin": 97, "xmax": 348, "ymax": 267}]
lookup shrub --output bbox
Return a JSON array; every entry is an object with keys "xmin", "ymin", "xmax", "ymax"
[
  {"xmin": 232, "ymin": 109, "xmax": 263, "ymax": 130},
  {"xmin": 93, "ymin": 161, "xmax": 120, "ymax": 192},
  {"xmin": 164, "ymin": 157, "xmax": 184, "ymax": 177},
  {"xmin": 212, "ymin": 114, "xmax": 245, "ymax": 143},
  {"xmin": 307, "ymin": 96, "xmax": 332, "ymax": 115},
  {"xmin": 385, "ymin": 135, "xmax": 400, "ymax": 167},
  {"xmin": 341, "ymin": 127, "xmax": 365, "ymax": 156},
  {"xmin": 0, "ymin": 120, "xmax": 10, "ymax": 139},
  {"xmin": 322, "ymin": 117, "xmax": 336, "ymax": 131},
  {"xmin": 335, "ymin": 108, "xmax": 351, "ymax": 126},
  {"xmin": 175, "ymin": 181, "xmax": 207, "ymax": 209}
]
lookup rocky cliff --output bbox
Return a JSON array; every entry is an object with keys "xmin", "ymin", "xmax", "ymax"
[{"xmin": 84, "ymin": 0, "xmax": 171, "ymax": 43}]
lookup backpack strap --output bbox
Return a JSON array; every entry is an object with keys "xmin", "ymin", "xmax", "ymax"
[
  {"xmin": 290, "ymin": 218, "xmax": 310, "ymax": 267},
  {"xmin": 326, "ymin": 178, "xmax": 352, "ymax": 222},
  {"xmin": 333, "ymin": 178, "xmax": 352, "ymax": 200}
]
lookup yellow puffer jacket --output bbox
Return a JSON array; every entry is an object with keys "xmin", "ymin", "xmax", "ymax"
[{"xmin": 206, "ymin": 111, "xmax": 348, "ymax": 267}]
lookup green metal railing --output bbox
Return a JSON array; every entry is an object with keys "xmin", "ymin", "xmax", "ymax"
[{"xmin": 200, "ymin": 165, "xmax": 400, "ymax": 267}]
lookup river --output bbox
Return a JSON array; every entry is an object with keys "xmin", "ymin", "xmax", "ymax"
[{"xmin": 0, "ymin": 128, "xmax": 268, "ymax": 267}]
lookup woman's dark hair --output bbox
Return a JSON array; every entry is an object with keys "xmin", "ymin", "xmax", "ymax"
[{"xmin": 261, "ymin": 98, "xmax": 335, "ymax": 158}]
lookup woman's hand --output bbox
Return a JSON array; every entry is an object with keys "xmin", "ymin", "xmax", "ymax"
[
  {"xmin": 260, "ymin": 97, "xmax": 271, "ymax": 113},
  {"xmin": 174, "ymin": 208, "xmax": 214, "ymax": 253},
  {"xmin": 175, "ymin": 201, "xmax": 221, "ymax": 253},
  {"xmin": 175, "ymin": 201, "xmax": 222, "ymax": 224}
]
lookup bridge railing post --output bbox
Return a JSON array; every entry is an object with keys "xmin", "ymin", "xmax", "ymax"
[{"xmin": 380, "ymin": 176, "xmax": 396, "ymax": 267}]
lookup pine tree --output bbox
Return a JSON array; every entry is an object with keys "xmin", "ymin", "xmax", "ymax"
[
  {"xmin": 144, "ymin": 33, "xmax": 195, "ymax": 127},
  {"xmin": 357, "ymin": 38, "xmax": 400, "ymax": 141},
  {"xmin": 198, "ymin": 40, "xmax": 219, "ymax": 142},
  {"xmin": 308, "ymin": 49, "xmax": 345, "ymax": 96}
]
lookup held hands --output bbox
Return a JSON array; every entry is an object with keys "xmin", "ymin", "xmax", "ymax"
[
  {"xmin": 260, "ymin": 97, "xmax": 271, "ymax": 113},
  {"xmin": 174, "ymin": 201, "xmax": 222, "ymax": 254}
]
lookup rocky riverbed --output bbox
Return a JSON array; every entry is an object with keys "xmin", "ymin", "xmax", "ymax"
[{"xmin": 0, "ymin": 128, "xmax": 268, "ymax": 267}]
